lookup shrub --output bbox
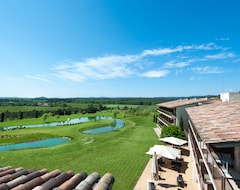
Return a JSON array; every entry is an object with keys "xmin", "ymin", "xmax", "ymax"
[{"xmin": 160, "ymin": 125, "xmax": 184, "ymax": 139}]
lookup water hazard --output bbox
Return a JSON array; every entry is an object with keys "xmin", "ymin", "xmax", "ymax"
[
  {"xmin": 0, "ymin": 116, "xmax": 125, "ymax": 151},
  {"xmin": 82, "ymin": 119, "xmax": 125, "ymax": 134},
  {"xmin": 0, "ymin": 137, "xmax": 70, "ymax": 152},
  {"xmin": 3, "ymin": 116, "xmax": 123, "ymax": 131}
]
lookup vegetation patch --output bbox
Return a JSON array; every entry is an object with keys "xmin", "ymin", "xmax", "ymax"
[
  {"xmin": 0, "ymin": 133, "xmax": 55, "ymax": 144},
  {"xmin": 160, "ymin": 125, "xmax": 185, "ymax": 139}
]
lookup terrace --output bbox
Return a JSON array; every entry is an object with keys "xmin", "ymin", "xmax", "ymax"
[{"xmin": 133, "ymin": 144, "xmax": 198, "ymax": 190}]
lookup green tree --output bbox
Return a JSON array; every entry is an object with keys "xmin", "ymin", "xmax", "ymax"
[
  {"xmin": 42, "ymin": 113, "xmax": 52, "ymax": 122},
  {"xmin": 19, "ymin": 111, "xmax": 23, "ymax": 119},
  {"xmin": 1, "ymin": 113, "xmax": 4, "ymax": 122},
  {"xmin": 42, "ymin": 113, "xmax": 48, "ymax": 122},
  {"xmin": 113, "ymin": 111, "xmax": 118, "ymax": 118}
]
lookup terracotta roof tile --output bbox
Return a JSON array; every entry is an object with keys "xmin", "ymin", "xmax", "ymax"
[
  {"xmin": 0, "ymin": 166, "xmax": 114, "ymax": 190},
  {"xmin": 186, "ymin": 101, "xmax": 240, "ymax": 144},
  {"xmin": 157, "ymin": 98, "xmax": 210, "ymax": 108}
]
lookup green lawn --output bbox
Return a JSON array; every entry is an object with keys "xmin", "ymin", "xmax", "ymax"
[{"xmin": 0, "ymin": 110, "xmax": 159, "ymax": 189}]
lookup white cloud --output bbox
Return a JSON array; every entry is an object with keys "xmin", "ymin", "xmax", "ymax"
[
  {"xmin": 140, "ymin": 43, "xmax": 223, "ymax": 57},
  {"xmin": 204, "ymin": 53, "xmax": 234, "ymax": 60},
  {"xmin": 141, "ymin": 46, "xmax": 183, "ymax": 56},
  {"xmin": 141, "ymin": 70, "xmax": 169, "ymax": 78},
  {"xmin": 25, "ymin": 74, "xmax": 50, "ymax": 82},
  {"xmin": 191, "ymin": 66, "xmax": 224, "ymax": 74},
  {"xmin": 192, "ymin": 42, "xmax": 225, "ymax": 51},
  {"xmin": 54, "ymin": 55, "xmax": 136, "ymax": 82},
  {"xmin": 53, "ymin": 70, "xmax": 86, "ymax": 82},
  {"xmin": 52, "ymin": 42, "xmax": 233, "ymax": 82},
  {"xmin": 164, "ymin": 60, "xmax": 190, "ymax": 68}
]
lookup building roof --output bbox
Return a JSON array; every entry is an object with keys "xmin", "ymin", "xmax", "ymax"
[
  {"xmin": 156, "ymin": 98, "xmax": 210, "ymax": 108},
  {"xmin": 0, "ymin": 166, "xmax": 114, "ymax": 190},
  {"xmin": 186, "ymin": 101, "xmax": 240, "ymax": 144}
]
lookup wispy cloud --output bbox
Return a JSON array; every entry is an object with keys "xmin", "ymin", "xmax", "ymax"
[
  {"xmin": 164, "ymin": 60, "xmax": 192, "ymax": 68},
  {"xmin": 191, "ymin": 66, "xmax": 224, "ymax": 74},
  {"xmin": 54, "ymin": 55, "xmax": 136, "ymax": 82},
  {"xmin": 141, "ymin": 70, "xmax": 169, "ymax": 78},
  {"xmin": 25, "ymin": 74, "xmax": 50, "ymax": 82},
  {"xmin": 52, "ymin": 42, "xmax": 234, "ymax": 82},
  {"xmin": 204, "ymin": 52, "xmax": 234, "ymax": 60},
  {"xmin": 141, "ymin": 46, "xmax": 183, "ymax": 56}
]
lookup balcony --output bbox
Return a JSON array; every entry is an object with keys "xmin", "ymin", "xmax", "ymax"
[
  {"xmin": 157, "ymin": 108, "xmax": 175, "ymax": 119},
  {"xmin": 157, "ymin": 116, "xmax": 175, "ymax": 127},
  {"xmin": 190, "ymin": 132, "xmax": 240, "ymax": 190}
]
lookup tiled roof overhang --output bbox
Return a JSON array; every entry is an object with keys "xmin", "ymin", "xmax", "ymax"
[
  {"xmin": 186, "ymin": 101, "xmax": 240, "ymax": 144},
  {"xmin": 157, "ymin": 98, "xmax": 210, "ymax": 108},
  {"xmin": 0, "ymin": 166, "xmax": 114, "ymax": 190}
]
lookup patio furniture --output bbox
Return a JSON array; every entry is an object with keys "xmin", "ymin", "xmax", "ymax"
[
  {"xmin": 171, "ymin": 160, "xmax": 182, "ymax": 172},
  {"xmin": 177, "ymin": 174, "xmax": 184, "ymax": 187},
  {"xmin": 147, "ymin": 180, "xmax": 156, "ymax": 190},
  {"xmin": 146, "ymin": 145, "xmax": 181, "ymax": 160},
  {"xmin": 158, "ymin": 157, "xmax": 165, "ymax": 166},
  {"xmin": 221, "ymin": 153, "xmax": 234, "ymax": 168},
  {"xmin": 159, "ymin": 136, "xmax": 188, "ymax": 146}
]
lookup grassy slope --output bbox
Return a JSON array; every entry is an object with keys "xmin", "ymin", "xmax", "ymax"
[{"xmin": 0, "ymin": 111, "xmax": 159, "ymax": 189}]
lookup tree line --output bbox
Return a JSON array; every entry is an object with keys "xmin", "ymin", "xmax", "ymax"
[
  {"xmin": 0, "ymin": 97, "xmax": 177, "ymax": 106},
  {"xmin": 0, "ymin": 97, "xmax": 181, "ymax": 122},
  {"xmin": 0, "ymin": 104, "xmax": 108, "ymax": 122}
]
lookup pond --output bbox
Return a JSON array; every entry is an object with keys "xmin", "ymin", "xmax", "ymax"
[
  {"xmin": 3, "ymin": 116, "xmax": 122, "ymax": 130},
  {"xmin": 0, "ymin": 137, "xmax": 70, "ymax": 152},
  {"xmin": 82, "ymin": 119, "xmax": 125, "ymax": 134},
  {"xmin": 0, "ymin": 116, "xmax": 125, "ymax": 151}
]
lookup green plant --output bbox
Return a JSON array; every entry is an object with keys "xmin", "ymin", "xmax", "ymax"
[{"xmin": 160, "ymin": 125, "xmax": 184, "ymax": 139}]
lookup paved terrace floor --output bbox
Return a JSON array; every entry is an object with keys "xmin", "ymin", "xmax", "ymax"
[{"xmin": 133, "ymin": 144, "xmax": 199, "ymax": 190}]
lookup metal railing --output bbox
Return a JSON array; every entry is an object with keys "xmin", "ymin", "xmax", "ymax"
[
  {"xmin": 188, "ymin": 120, "xmax": 237, "ymax": 190},
  {"xmin": 157, "ymin": 116, "xmax": 174, "ymax": 126},
  {"xmin": 157, "ymin": 108, "xmax": 175, "ymax": 119}
]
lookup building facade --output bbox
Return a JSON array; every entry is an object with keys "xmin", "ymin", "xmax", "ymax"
[
  {"xmin": 186, "ymin": 100, "xmax": 240, "ymax": 190},
  {"xmin": 156, "ymin": 93, "xmax": 240, "ymax": 190},
  {"xmin": 220, "ymin": 92, "xmax": 240, "ymax": 102},
  {"xmin": 156, "ymin": 98, "xmax": 212, "ymax": 133}
]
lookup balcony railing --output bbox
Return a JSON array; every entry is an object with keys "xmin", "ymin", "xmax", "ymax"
[
  {"xmin": 188, "ymin": 120, "xmax": 238, "ymax": 190},
  {"xmin": 157, "ymin": 116, "xmax": 175, "ymax": 126},
  {"xmin": 157, "ymin": 108, "xmax": 175, "ymax": 119},
  {"xmin": 157, "ymin": 117, "xmax": 169, "ymax": 126}
]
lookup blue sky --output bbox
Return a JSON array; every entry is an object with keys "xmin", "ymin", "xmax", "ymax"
[{"xmin": 0, "ymin": 0, "xmax": 240, "ymax": 98}]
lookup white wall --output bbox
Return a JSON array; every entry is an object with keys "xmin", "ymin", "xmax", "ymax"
[
  {"xmin": 176, "ymin": 104, "xmax": 197, "ymax": 132},
  {"xmin": 220, "ymin": 92, "xmax": 240, "ymax": 102}
]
